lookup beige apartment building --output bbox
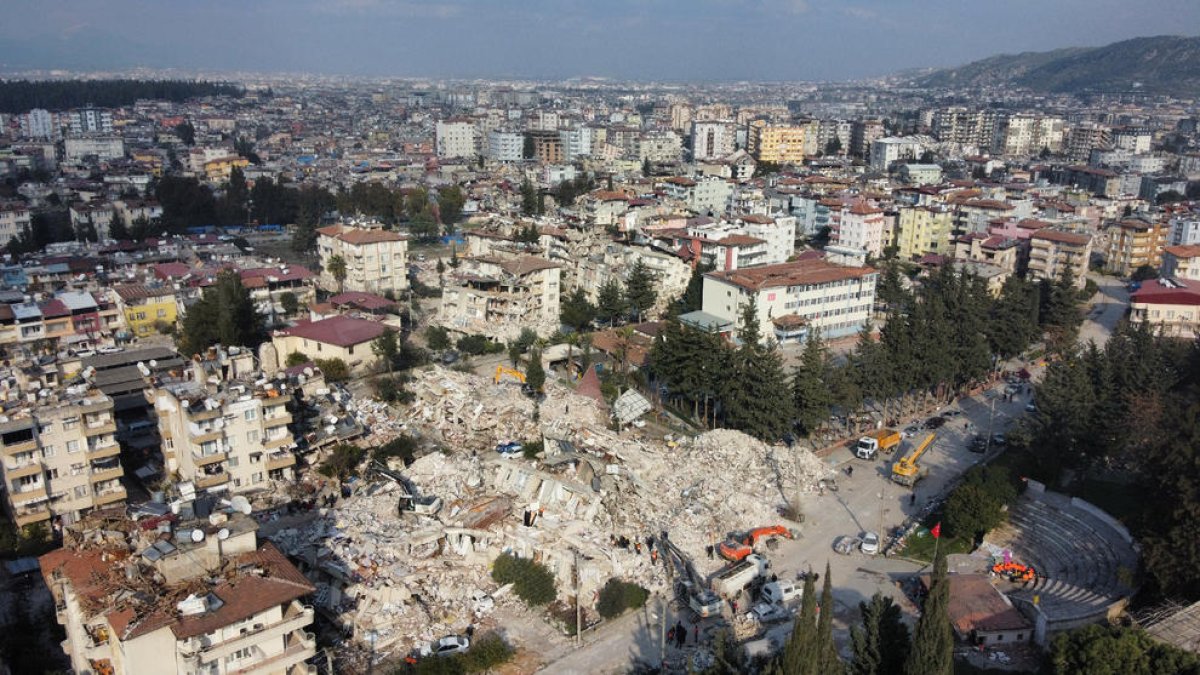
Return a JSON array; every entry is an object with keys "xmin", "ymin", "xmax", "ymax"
[
  {"xmin": 896, "ymin": 206, "xmax": 955, "ymax": 259},
  {"xmin": 151, "ymin": 374, "xmax": 296, "ymax": 495},
  {"xmin": 1028, "ymin": 229, "xmax": 1092, "ymax": 288},
  {"xmin": 41, "ymin": 514, "xmax": 316, "ymax": 675},
  {"xmin": 1104, "ymin": 218, "xmax": 1168, "ymax": 276},
  {"xmin": 438, "ymin": 255, "xmax": 562, "ymax": 341},
  {"xmin": 0, "ymin": 388, "xmax": 123, "ymax": 529},
  {"xmin": 1162, "ymin": 245, "xmax": 1200, "ymax": 281},
  {"xmin": 316, "ymin": 224, "xmax": 409, "ymax": 296},
  {"xmin": 747, "ymin": 120, "xmax": 810, "ymax": 164}
]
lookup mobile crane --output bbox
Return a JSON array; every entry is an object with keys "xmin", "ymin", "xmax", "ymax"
[{"xmin": 891, "ymin": 433, "xmax": 936, "ymax": 486}]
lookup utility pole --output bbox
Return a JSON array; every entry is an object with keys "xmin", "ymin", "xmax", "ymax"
[
  {"xmin": 986, "ymin": 396, "xmax": 996, "ymax": 454},
  {"xmin": 574, "ymin": 548, "xmax": 582, "ymax": 647}
]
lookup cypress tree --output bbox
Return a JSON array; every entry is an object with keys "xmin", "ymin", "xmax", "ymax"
[
  {"xmin": 624, "ymin": 259, "xmax": 658, "ymax": 322},
  {"xmin": 778, "ymin": 572, "xmax": 818, "ymax": 674},
  {"xmin": 815, "ymin": 562, "xmax": 843, "ymax": 673},
  {"xmin": 904, "ymin": 551, "xmax": 953, "ymax": 675}
]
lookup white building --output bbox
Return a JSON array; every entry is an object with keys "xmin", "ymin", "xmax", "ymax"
[
  {"xmin": 1170, "ymin": 214, "xmax": 1200, "ymax": 247},
  {"xmin": 691, "ymin": 121, "xmax": 737, "ymax": 161},
  {"xmin": 487, "ymin": 130, "xmax": 525, "ymax": 163},
  {"xmin": 559, "ymin": 127, "xmax": 593, "ymax": 160},
  {"xmin": 637, "ymin": 131, "xmax": 682, "ymax": 163},
  {"xmin": 66, "ymin": 108, "xmax": 113, "ymax": 135},
  {"xmin": 995, "ymin": 114, "xmax": 1065, "ymax": 156},
  {"xmin": 64, "ymin": 136, "xmax": 125, "ymax": 162},
  {"xmin": 316, "ymin": 224, "xmax": 409, "ymax": 295},
  {"xmin": 436, "ymin": 120, "xmax": 479, "ymax": 159},
  {"xmin": 0, "ymin": 202, "xmax": 32, "ymax": 248},
  {"xmin": 732, "ymin": 214, "xmax": 797, "ymax": 265},
  {"xmin": 661, "ymin": 176, "xmax": 733, "ymax": 215},
  {"xmin": 702, "ymin": 258, "xmax": 878, "ymax": 343},
  {"xmin": 18, "ymin": 109, "xmax": 58, "ymax": 139},
  {"xmin": 834, "ymin": 202, "xmax": 887, "ymax": 257},
  {"xmin": 438, "ymin": 256, "xmax": 562, "ymax": 341},
  {"xmin": 869, "ymin": 137, "xmax": 925, "ymax": 172}
]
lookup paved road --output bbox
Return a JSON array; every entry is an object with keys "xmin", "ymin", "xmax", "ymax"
[
  {"xmin": 537, "ymin": 380, "xmax": 1037, "ymax": 673},
  {"xmin": 1080, "ymin": 274, "xmax": 1129, "ymax": 347}
]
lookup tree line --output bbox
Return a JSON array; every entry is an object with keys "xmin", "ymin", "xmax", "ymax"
[
  {"xmin": 649, "ymin": 264, "xmax": 1079, "ymax": 444},
  {"xmin": 0, "ymin": 79, "xmax": 242, "ymax": 113}
]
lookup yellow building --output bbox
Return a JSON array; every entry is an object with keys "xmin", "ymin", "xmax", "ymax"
[
  {"xmin": 202, "ymin": 155, "xmax": 250, "ymax": 183},
  {"xmin": 896, "ymin": 206, "xmax": 955, "ymax": 259},
  {"xmin": 114, "ymin": 285, "xmax": 178, "ymax": 338},
  {"xmin": 1104, "ymin": 218, "xmax": 1167, "ymax": 276},
  {"xmin": 747, "ymin": 120, "xmax": 809, "ymax": 164}
]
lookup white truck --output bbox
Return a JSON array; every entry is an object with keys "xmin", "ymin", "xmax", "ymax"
[{"xmin": 712, "ymin": 554, "xmax": 769, "ymax": 597}]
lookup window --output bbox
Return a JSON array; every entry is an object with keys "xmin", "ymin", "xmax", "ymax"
[
  {"xmin": 44, "ymin": 468, "xmax": 58, "ymax": 480},
  {"xmin": 252, "ymin": 472, "xmax": 264, "ymax": 484},
  {"xmin": 246, "ymin": 430, "xmax": 259, "ymax": 443},
  {"xmin": 18, "ymin": 475, "xmax": 40, "ymax": 487},
  {"xmin": 251, "ymin": 453, "xmax": 262, "ymax": 464},
  {"xmin": 226, "ymin": 647, "xmax": 254, "ymax": 663},
  {"xmin": 348, "ymin": 346, "xmax": 354, "ymax": 355},
  {"xmin": 70, "ymin": 463, "xmax": 85, "ymax": 476},
  {"xmin": 63, "ymin": 417, "xmax": 79, "ymax": 431},
  {"xmin": 228, "ymin": 456, "xmax": 239, "ymax": 468},
  {"xmin": 41, "ymin": 446, "xmax": 55, "ymax": 458},
  {"xmin": 243, "ymin": 409, "xmax": 257, "ymax": 421},
  {"xmin": 157, "ymin": 309, "xmax": 167, "ymax": 318},
  {"xmin": 66, "ymin": 440, "xmax": 80, "ymax": 454},
  {"xmin": 74, "ymin": 485, "xmax": 89, "ymax": 498}
]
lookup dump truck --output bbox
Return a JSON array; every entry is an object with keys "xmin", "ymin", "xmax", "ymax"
[
  {"xmin": 712, "ymin": 553, "xmax": 769, "ymax": 597},
  {"xmin": 856, "ymin": 428, "xmax": 902, "ymax": 459},
  {"xmin": 891, "ymin": 433, "xmax": 936, "ymax": 486},
  {"xmin": 718, "ymin": 525, "xmax": 795, "ymax": 562}
]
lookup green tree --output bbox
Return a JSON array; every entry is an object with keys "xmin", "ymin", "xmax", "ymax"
[
  {"xmin": 520, "ymin": 179, "xmax": 539, "ymax": 216},
  {"xmin": 560, "ymin": 287, "xmax": 597, "ymax": 332},
  {"xmin": 777, "ymin": 572, "xmax": 818, "ymax": 673},
  {"xmin": 904, "ymin": 550, "xmax": 952, "ymax": 675},
  {"xmin": 722, "ymin": 297, "xmax": 793, "ymax": 442},
  {"xmin": 284, "ymin": 352, "xmax": 310, "ymax": 367},
  {"xmin": 824, "ymin": 137, "xmax": 843, "ymax": 156},
  {"xmin": 372, "ymin": 328, "xmax": 401, "ymax": 375},
  {"xmin": 987, "ymin": 276, "xmax": 1040, "ymax": 359},
  {"xmin": 595, "ymin": 278, "xmax": 627, "ymax": 327},
  {"xmin": 437, "ymin": 185, "xmax": 466, "ymax": 228},
  {"xmin": 317, "ymin": 443, "xmax": 366, "ymax": 480},
  {"xmin": 314, "ymin": 357, "xmax": 350, "ymax": 382},
  {"xmin": 814, "ymin": 562, "xmax": 841, "ymax": 673},
  {"xmin": 109, "ymin": 212, "xmax": 130, "ymax": 240},
  {"xmin": 1039, "ymin": 268, "xmax": 1083, "ymax": 355},
  {"xmin": 1131, "ymin": 264, "xmax": 1159, "ymax": 282},
  {"xmin": 178, "ymin": 270, "xmax": 264, "ymax": 355},
  {"xmin": 425, "ymin": 325, "xmax": 451, "ymax": 351},
  {"xmin": 792, "ymin": 331, "xmax": 834, "ymax": 437},
  {"xmin": 175, "ymin": 121, "xmax": 195, "ymax": 145},
  {"xmin": 596, "ymin": 578, "xmax": 649, "ymax": 619},
  {"xmin": 491, "ymin": 553, "xmax": 557, "ymax": 607},
  {"xmin": 942, "ymin": 465, "xmax": 1018, "ymax": 541},
  {"xmin": 1050, "ymin": 625, "xmax": 1200, "ymax": 675},
  {"xmin": 525, "ymin": 349, "xmax": 546, "ymax": 393},
  {"xmin": 850, "ymin": 593, "xmax": 910, "ymax": 675},
  {"xmin": 279, "ymin": 291, "xmax": 299, "ymax": 316},
  {"xmin": 623, "ymin": 259, "xmax": 658, "ymax": 322},
  {"xmin": 642, "ymin": 157, "xmax": 652, "ymax": 176},
  {"xmin": 326, "ymin": 255, "xmax": 348, "ymax": 293},
  {"xmin": 677, "ymin": 262, "xmax": 714, "ymax": 314}
]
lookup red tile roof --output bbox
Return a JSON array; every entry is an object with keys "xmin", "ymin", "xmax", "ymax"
[
  {"xmin": 278, "ymin": 315, "xmax": 388, "ymax": 347},
  {"xmin": 1164, "ymin": 245, "xmax": 1200, "ymax": 259},
  {"xmin": 316, "ymin": 225, "xmax": 407, "ymax": 245},
  {"xmin": 708, "ymin": 258, "xmax": 875, "ymax": 292},
  {"xmin": 153, "ymin": 262, "xmax": 192, "ymax": 280},
  {"xmin": 115, "ymin": 284, "xmax": 173, "ymax": 301},
  {"xmin": 1131, "ymin": 278, "xmax": 1200, "ymax": 306},
  {"xmin": 1031, "ymin": 229, "xmax": 1090, "ymax": 246},
  {"xmin": 329, "ymin": 291, "xmax": 396, "ymax": 311}
]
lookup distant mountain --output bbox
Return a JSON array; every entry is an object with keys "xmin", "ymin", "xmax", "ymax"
[{"xmin": 913, "ymin": 36, "xmax": 1200, "ymax": 95}]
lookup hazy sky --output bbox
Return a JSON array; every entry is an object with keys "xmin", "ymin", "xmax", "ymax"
[{"xmin": 1, "ymin": 0, "xmax": 1197, "ymax": 81}]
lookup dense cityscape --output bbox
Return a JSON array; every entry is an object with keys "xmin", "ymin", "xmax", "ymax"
[{"xmin": 0, "ymin": 22, "xmax": 1198, "ymax": 675}]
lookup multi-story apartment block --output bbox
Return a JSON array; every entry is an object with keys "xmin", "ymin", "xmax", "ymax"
[
  {"xmin": 435, "ymin": 119, "xmax": 478, "ymax": 158},
  {"xmin": 40, "ymin": 515, "xmax": 316, "ymax": 675},
  {"xmin": 1028, "ymin": 229, "xmax": 1092, "ymax": 288},
  {"xmin": 691, "ymin": 121, "xmax": 737, "ymax": 161},
  {"xmin": 732, "ymin": 214, "xmax": 797, "ymax": 265},
  {"xmin": 702, "ymin": 258, "xmax": 878, "ymax": 343},
  {"xmin": 1112, "ymin": 126, "xmax": 1152, "ymax": 154},
  {"xmin": 559, "ymin": 127, "xmax": 593, "ymax": 161},
  {"xmin": 64, "ymin": 136, "xmax": 125, "ymax": 162},
  {"xmin": 995, "ymin": 114, "xmax": 1065, "ymax": 156},
  {"xmin": 316, "ymin": 224, "xmax": 409, "ymax": 295},
  {"xmin": 486, "ymin": 130, "xmax": 525, "ymax": 163},
  {"xmin": 1104, "ymin": 218, "xmax": 1168, "ymax": 276},
  {"xmin": 896, "ymin": 206, "xmax": 955, "ymax": 260},
  {"xmin": 953, "ymin": 233, "xmax": 1020, "ymax": 274},
  {"xmin": 931, "ymin": 107, "xmax": 998, "ymax": 150},
  {"xmin": 637, "ymin": 131, "xmax": 682, "ymax": 163},
  {"xmin": 70, "ymin": 201, "xmax": 115, "ymax": 240},
  {"xmin": 835, "ymin": 202, "xmax": 887, "ymax": 258},
  {"xmin": 114, "ymin": 284, "xmax": 179, "ymax": 338},
  {"xmin": 1066, "ymin": 122, "xmax": 1111, "ymax": 162},
  {"xmin": 151, "ymin": 373, "xmax": 296, "ymax": 495},
  {"xmin": 852, "ymin": 119, "xmax": 885, "ymax": 159},
  {"xmin": 1161, "ymin": 245, "xmax": 1200, "ymax": 281},
  {"xmin": 437, "ymin": 255, "xmax": 561, "ymax": 341},
  {"xmin": 0, "ymin": 388, "xmax": 123, "ymax": 529},
  {"xmin": 527, "ymin": 130, "xmax": 563, "ymax": 164},
  {"xmin": 66, "ymin": 107, "xmax": 114, "ymax": 135},
  {"xmin": 747, "ymin": 121, "xmax": 809, "ymax": 164},
  {"xmin": 0, "ymin": 201, "xmax": 32, "ymax": 248},
  {"xmin": 660, "ymin": 176, "xmax": 733, "ymax": 215},
  {"xmin": 18, "ymin": 108, "xmax": 59, "ymax": 139},
  {"xmin": 869, "ymin": 137, "xmax": 925, "ymax": 172},
  {"xmin": 1130, "ymin": 278, "xmax": 1200, "ymax": 338}
]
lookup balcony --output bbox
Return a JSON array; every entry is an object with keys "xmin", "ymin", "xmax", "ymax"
[
  {"xmin": 9, "ymin": 484, "xmax": 47, "ymax": 504},
  {"xmin": 263, "ymin": 435, "xmax": 292, "ymax": 450},
  {"xmin": 192, "ymin": 450, "xmax": 228, "ymax": 467},
  {"xmin": 263, "ymin": 410, "xmax": 292, "ymax": 426},
  {"xmin": 229, "ymin": 637, "xmax": 315, "ymax": 675},
  {"xmin": 87, "ymin": 440, "xmax": 121, "ymax": 460},
  {"xmin": 190, "ymin": 427, "xmax": 224, "ymax": 444},
  {"xmin": 196, "ymin": 471, "xmax": 229, "ymax": 489},
  {"xmin": 266, "ymin": 451, "xmax": 295, "ymax": 471},
  {"xmin": 83, "ymin": 420, "xmax": 117, "ymax": 437},
  {"xmin": 1, "ymin": 438, "xmax": 38, "ymax": 456},
  {"xmin": 13, "ymin": 503, "xmax": 50, "ymax": 527},
  {"xmin": 183, "ymin": 602, "xmax": 314, "ymax": 663},
  {"xmin": 94, "ymin": 485, "xmax": 127, "ymax": 506},
  {"xmin": 89, "ymin": 465, "xmax": 124, "ymax": 484},
  {"xmin": 4, "ymin": 459, "xmax": 43, "ymax": 479}
]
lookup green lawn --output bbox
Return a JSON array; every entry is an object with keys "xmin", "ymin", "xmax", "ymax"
[{"xmin": 899, "ymin": 521, "xmax": 975, "ymax": 562}]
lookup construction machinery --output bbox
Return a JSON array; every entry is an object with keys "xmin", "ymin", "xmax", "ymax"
[
  {"xmin": 718, "ymin": 525, "xmax": 795, "ymax": 562},
  {"xmin": 370, "ymin": 461, "xmax": 442, "ymax": 515},
  {"xmin": 493, "ymin": 365, "xmax": 526, "ymax": 385},
  {"xmin": 856, "ymin": 428, "xmax": 902, "ymax": 459},
  {"xmin": 891, "ymin": 433, "xmax": 936, "ymax": 486}
]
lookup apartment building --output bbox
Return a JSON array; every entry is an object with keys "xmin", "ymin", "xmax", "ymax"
[
  {"xmin": 437, "ymin": 255, "xmax": 561, "ymax": 341},
  {"xmin": 527, "ymin": 130, "xmax": 563, "ymax": 164},
  {"xmin": 486, "ymin": 130, "xmax": 524, "ymax": 163},
  {"xmin": 896, "ymin": 206, "xmax": 954, "ymax": 259},
  {"xmin": 835, "ymin": 202, "xmax": 887, "ymax": 258},
  {"xmin": 271, "ymin": 315, "xmax": 388, "ymax": 375},
  {"xmin": 70, "ymin": 202, "xmax": 116, "ymax": 241},
  {"xmin": 1104, "ymin": 218, "xmax": 1167, "ymax": 276},
  {"xmin": 435, "ymin": 120, "xmax": 478, "ymax": 158},
  {"xmin": 66, "ymin": 107, "xmax": 114, "ymax": 135},
  {"xmin": 1130, "ymin": 278, "xmax": 1200, "ymax": 338},
  {"xmin": 64, "ymin": 136, "xmax": 125, "ymax": 162},
  {"xmin": 660, "ymin": 176, "xmax": 733, "ymax": 215},
  {"xmin": 560, "ymin": 127, "xmax": 593, "ymax": 161},
  {"xmin": 954, "ymin": 233, "xmax": 1020, "ymax": 275},
  {"xmin": 18, "ymin": 109, "xmax": 58, "ymax": 139},
  {"xmin": 1162, "ymin": 245, "xmax": 1200, "ymax": 281},
  {"xmin": 1028, "ymin": 229, "xmax": 1092, "ymax": 288},
  {"xmin": 151, "ymin": 371, "xmax": 296, "ymax": 495},
  {"xmin": 1066, "ymin": 122, "xmax": 1110, "ymax": 162},
  {"xmin": 0, "ymin": 201, "xmax": 32, "ymax": 248},
  {"xmin": 869, "ymin": 137, "xmax": 925, "ymax": 172},
  {"xmin": 747, "ymin": 121, "xmax": 809, "ymax": 164},
  {"xmin": 931, "ymin": 108, "xmax": 998, "ymax": 150},
  {"xmin": 995, "ymin": 114, "xmax": 1065, "ymax": 156},
  {"xmin": 316, "ymin": 224, "xmax": 409, "ymax": 295},
  {"xmin": 702, "ymin": 258, "xmax": 878, "ymax": 343},
  {"xmin": 0, "ymin": 388, "xmax": 123, "ymax": 529},
  {"xmin": 114, "ymin": 284, "xmax": 179, "ymax": 338},
  {"xmin": 637, "ymin": 131, "xmax": 682, "ymax": 163},
  {"xmin": 40, "ymin": 514, "xmax": 316, "ymax": 675},
  {"xmin": 691, "ymin": 121, "xmax": 737, "ymax": 161}
]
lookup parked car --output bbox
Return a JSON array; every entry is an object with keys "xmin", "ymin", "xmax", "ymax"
[
  {"xmin": 833, "ymin": 535, "xmax": 860, "ymax": 555},
  {"xmin": 495, "ymin": 442, "xmax": 523, "ymax": 458},
  {"xmin": 924, "ymin": 417, "xmax": 946, "ymax": 430},
  {"xmin": 1025, "ymin": 402, "xmax": 1038, "ymax": 413},
  {"xmin": 860, "ymin": 532, "xmax": 880, "ymax": 555},
  {"xmin": 942, "ymin": 410, "xmax": 963, "ymax": 418},
  {"xmin": 750, "ymin": 602, "xmax": 791, "ymax": 624},
  {"xmin": 902, "ymin": 425, "xmax": 920, "ymax": 438},
  {"xmin": 421, "ymin": 635, "xmax": 470, "ymax": 658},
  {"xmin": 991, "ymin": 433, "xmax": 1007, "ymax": 446},
  {"xmin": 969, "ymin": 436, "xmax": 988, "ymax": 453},
  {"xmin": 760, "ymin": 580, "xmax": 802, "ymax": 606}
]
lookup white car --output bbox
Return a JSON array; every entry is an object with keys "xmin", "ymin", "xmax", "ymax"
[
  {"xmin": 860, "ymin": 532, "xmax": 880, "ymax": 555},
  {"xmin": 750, "ymin": 602, "xmax": 790, "ymax": 624},
  {"xmin": 421, "ymin": 635, "xmax": 470, "ymax": 658}
]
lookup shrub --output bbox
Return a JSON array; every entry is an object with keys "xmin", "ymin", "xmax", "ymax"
[
  {"xmin": 375, "ymin": 435, "xmax": 417, "ymax": 466},
  {"xmin": 596, "ymin": 578, "xmax": 649, "ymax": 619},
  {"xmin": 285, "ymin": 351, "xmax": 311, "ymax": 367},
  {"xmin": 425, "ymin": 325, "xmax": 451, "ymax": 351},
  {"xmin": 456, "ymin": 334, "xmax": 490, "ymax": 356},
  {"xmin": 374, "ymin": 374, "xmax": 414, "ymax": 404},
  {"xmin": 317, "ymin": 443, "xmax": 366, "ymax": 480},
  {"xmin": 459, "ymin": 634, "xmax": 513, "ymax": 672},
  {"xmin": 943, "ymin": 465, "xmax": 1018, "ymax": 541},
  {"xmin": 491, "ymin": 553, "xmax": 557, "ymax": 607},
  {"xmin": 314, "ymin": 357, "xmax": 350, "ymax": 382},
  {"xmin": 521, "ymin": 439, "xmax": 543, "ymax": 460}
]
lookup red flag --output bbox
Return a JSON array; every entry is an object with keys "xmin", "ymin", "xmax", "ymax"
[{"xmin": 931, "ymin": 522, "xmax": 942, "ymax": 539}]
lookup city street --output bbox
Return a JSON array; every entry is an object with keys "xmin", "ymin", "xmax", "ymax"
[{"xmin": 1080, "ymin": 273, "xmax": 1130, "ymax": 346}]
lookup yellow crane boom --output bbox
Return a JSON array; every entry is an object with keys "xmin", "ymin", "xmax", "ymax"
[
  {"xmin": 494, "ymin": 365, "xmax": 526, "ymax": 384},
  {"xmin": 891, "ymin": 433, "xmax": 936, "ymax": 486}
]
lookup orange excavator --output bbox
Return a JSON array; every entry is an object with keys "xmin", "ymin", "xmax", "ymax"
[{"xmin": 718, "ymin": 525, "xmax": 794, "ymax": 562}]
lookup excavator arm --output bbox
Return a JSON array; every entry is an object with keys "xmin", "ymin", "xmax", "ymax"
[{"xmin": 494, "ymin": 365, "xmax": 526, "ymax": 384}]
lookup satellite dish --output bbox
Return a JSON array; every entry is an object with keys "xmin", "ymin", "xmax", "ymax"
[
  {"xmin": 231, "ymin": 496, "xmax": 252, "ymax": 515},
  {"xmin": 170, "ymin": 501, "xmax": 181, "ymax": 514},
  {"xmin": 217, "ymin": 528, "xmax": 230, "ymax": 540},
  {"xmin": 191, "ymin": 529, "xmax": 205, "ymax": 543},
  {"xmin": 149, "ymin": 360, "xmax": 158, "ymax": 368}
]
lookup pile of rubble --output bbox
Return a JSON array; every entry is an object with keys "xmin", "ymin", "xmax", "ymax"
[{"xmin": 404, "ymin": 367, "xmax": 609, "ymax": 449}]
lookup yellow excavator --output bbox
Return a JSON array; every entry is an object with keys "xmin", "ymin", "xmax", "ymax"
[
  {"xmin": 891, "ymin": 433, "xmax": 936, "ymax": 486},
  {"xmin": 494, "ymin": 365, "xmax": 526, "ymax": 385}
]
